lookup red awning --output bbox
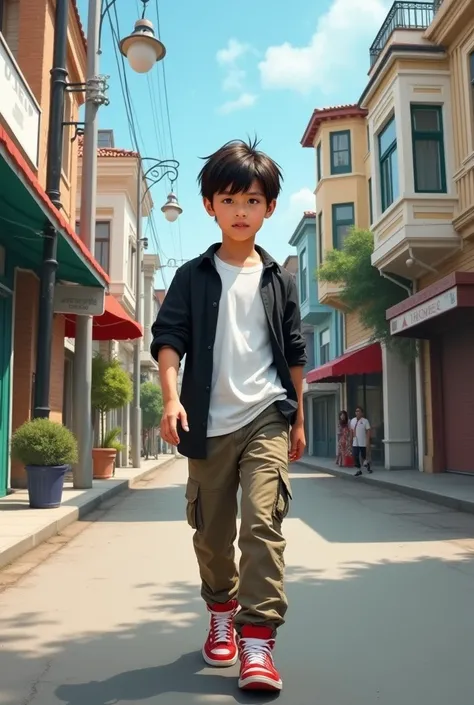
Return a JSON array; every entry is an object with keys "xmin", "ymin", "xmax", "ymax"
[
  {"xmin": 64, "ymin": 294, "xmax": 143, "ymax": 341},
  {"xmin": 306, "ymin": 342, "xmax": 382, "ymax": 384}
]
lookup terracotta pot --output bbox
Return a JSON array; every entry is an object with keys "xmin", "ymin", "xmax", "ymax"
[{"xmin": 92, "ymin": 448, "xmax": 117, "ymax": 479}]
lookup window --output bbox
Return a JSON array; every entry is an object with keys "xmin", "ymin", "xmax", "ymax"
[
  {"xmin": 62, "ymin": 92, "xmax": 73, "ymax": 176},
  {"xmin": 95, "ymin": 222, "xmax": 110, "ymax": 272},
  {"xmin": 379, "ymin": 117, "xmax": 399, "ymax": 212},
  {"xmin": 316, "ymin": 142, "xmax": 322, "ymax": 182},
  {"xmin": 330, "ymin": 130, "xmax": 351, "ymax": 175},
  {"xmin": 299, "ymin": 248, "xmax": 308, "ymax": 302},
  {"xmin": 411, "ymin": 105, "xmax": 446, "ymax": 193},
  {"xmin": 320, "ymin": 328, "xmax": 330, "ymax": 365},
  {"xmin": 332, "ymin": 203, "xmax": 355, "ymax": 250},
  {"xmin": 368, "ymin": 178, "xmax": 373, "ymax": 225},
  {"xmin": 98, "ymin": 130, "xmax": 114, "ymax": 148},
  {"xmin": 317, "ymin": 212, "xmax": 324, "ymax": 265}
]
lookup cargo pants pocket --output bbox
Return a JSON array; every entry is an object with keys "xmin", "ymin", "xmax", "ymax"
[
  {"xmin": 185, "ymin": 477, "xmax": 202, "ymax": 531},
  {"xmin": 273, "ymin": 471, "xmax": 293, "ymax": 523}
]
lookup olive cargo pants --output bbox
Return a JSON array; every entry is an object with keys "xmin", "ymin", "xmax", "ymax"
[{"xmin": 185, "ymin": 404, "xmax": 292, "ymax": 634}]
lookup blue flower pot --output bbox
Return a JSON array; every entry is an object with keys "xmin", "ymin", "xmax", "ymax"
[{"xmin": 25, "ymin": 465, "xmax": 69, "ymax": 509}]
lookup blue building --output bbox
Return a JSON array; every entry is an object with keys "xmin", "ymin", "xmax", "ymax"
[{"xmin": 287, "ymin": 212, "xmax": 344, "ymax": 458}]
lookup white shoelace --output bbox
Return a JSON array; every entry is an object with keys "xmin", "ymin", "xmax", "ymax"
[
  {"xmin": 210, "ymin": 611, "xmax": 233, "ymax": 643},
  {"xmin": 240, "ymin": 638, "xmax": 273, "ymax": 666}
]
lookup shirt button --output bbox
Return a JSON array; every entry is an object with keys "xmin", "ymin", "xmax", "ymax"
[
  {"xmin": 208, "ymin": 345, "xmax": 212, "ymax": 350},
  {"xmin": 206, "ymin": 385, "xmax": 210, "ymax": 391},
  {"xmin": 212, "ymin": 301, "xmax": 217, "ymax": 307}
]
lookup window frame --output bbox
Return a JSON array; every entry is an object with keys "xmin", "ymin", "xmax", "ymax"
[
  {"xmin": 378, "ymin": 116, "xmax": 399, "ymax": 213},
  {"xmin": 317, "ymin": 212, "xmax": 324, "ymax": 266},
  {"xmin": 316, "ymin": 142, "xmax": 322, "ymax": 183},
  {"xmin": 368, "ymin": 177, "xmax": 373, "ymax": 225},
  {"xmin": 95, "ymin": 221, "xmax": 111, "ymax": 273},
  {"xmin": 410, "ymin": 104, "xmax": 447, "ymax": 194},
  {"xmin": 330, "ymin": 129, "xmax": 352, "ymax": 176},
  {"xmin": 299, "ymin": 248, "xmax": 308, "ymax": 303},
  {"xmin": 332, "ymin": 202, "xmax": 355, "ymax": 250},
  {"xmin": 320, "ymin": 328, "xmax": 330, "ymax": 365}
]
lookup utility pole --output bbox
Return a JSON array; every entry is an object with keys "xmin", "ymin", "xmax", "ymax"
[
  {"xmin": 131, "ymin": 165, "xmax": 143, "ymax": 468},
  {"xmin": 72, "ymin": 0, "xmax": 102, "ymax": 488},
  {"xmin": 33, "ymin": 0, "xmax": 68, "ymax": 419}
]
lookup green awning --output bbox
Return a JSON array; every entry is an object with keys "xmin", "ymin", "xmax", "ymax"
[{"xmin": 0, "ymin": 129, "xmax": 108, "ymax": 289}]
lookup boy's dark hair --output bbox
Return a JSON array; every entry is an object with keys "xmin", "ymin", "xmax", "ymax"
[{"xmin": 198, "ymin": 138, "xmax": 283, "ymax": 204}]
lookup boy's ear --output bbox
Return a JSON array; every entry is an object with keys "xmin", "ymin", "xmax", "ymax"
[
  {"xmin": 203, "ymin": 197, "xmax": 215, "ymax": 217},
  {"xmin": 265, "ymin": 199, "xmax": 277, "ymax": 219}
]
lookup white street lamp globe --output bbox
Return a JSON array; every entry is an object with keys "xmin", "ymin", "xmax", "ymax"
[
  {"xmin": 161, "ymin": 193, "xmax": 183, "ymax": 222},
  {"xmin": 120, "ymin": 19, "xmax": 166, "ymax": 74}
]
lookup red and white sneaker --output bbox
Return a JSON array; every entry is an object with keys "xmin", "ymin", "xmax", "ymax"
[
  {"xmin": 202, "ymin": 600, "xmax": 239, "ymax": 667},
  {"xmin": 238, "ymin": 626, "xmax": 283, "ymax": 691}
]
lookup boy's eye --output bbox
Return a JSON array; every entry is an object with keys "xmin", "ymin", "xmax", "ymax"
[
  {"xmin": 222, "ymin": 198, "xmax": 233, "ymax": 204},
  {"xmin": 248, "ymin": 198, "xmax": 260, "ymax": 205}
]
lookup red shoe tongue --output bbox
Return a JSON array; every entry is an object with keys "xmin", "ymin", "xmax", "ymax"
[
  {"xmin": 241, "ymin": 625, "xmax": 274, "ymax": 639},
  {"xmin": 210, "ymin": 600, "xmax": 237, "ymax": 613}
]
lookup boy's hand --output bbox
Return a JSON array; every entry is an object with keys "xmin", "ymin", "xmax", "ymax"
[
  {"xmin": 289, "ymin": 422, "xmax": 306, "ymax": 463},
  {"xmin": 161, "ymin": 400, "xmax": 189, "ymax": 446}
]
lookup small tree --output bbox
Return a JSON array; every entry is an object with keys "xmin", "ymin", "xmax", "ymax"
[
  {"xmin": 91, "ymin": 354, "xmax": 133, "ymax": 444},
  {"xmin": 141, "ymin": 382, "xmax": 163, "ymax": 458},
  {"xmin": 317, "ymin": 228, "xmax": 415, "ymax": 360}
]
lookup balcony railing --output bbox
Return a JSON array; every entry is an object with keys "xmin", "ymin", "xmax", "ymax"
[
  {"xmin": 369, "ymin": 1, "xmax": 435, "ymax": 67},
  {"xmin": 433, "ymin": 0, "xmax": 444, "ymax": 10}
]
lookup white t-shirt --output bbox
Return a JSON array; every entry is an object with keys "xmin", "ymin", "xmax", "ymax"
[
  {"xmin": 350, "ymin": 417, "xmax": 371, "ymax": 447},
  {"xmin": 207, "ymin": 256, "xmax": 287, "ymax": 437}
]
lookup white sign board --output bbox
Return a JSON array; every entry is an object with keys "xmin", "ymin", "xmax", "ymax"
[
  {"xmin": 0, "ymin": 33, "xmax": 41, "ymax": 167},
  {"xmin": 390, "ymin": 286, "xmax": 458, "ymax": 334},
  {"xmin": 54, "ymin": 285, "xmax": 105, "ymax": 317}
]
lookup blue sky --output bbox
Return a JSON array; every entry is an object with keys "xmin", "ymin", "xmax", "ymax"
[{"xmin": 77, "ymin": 0, "xmax": 392, "ymax": 286}]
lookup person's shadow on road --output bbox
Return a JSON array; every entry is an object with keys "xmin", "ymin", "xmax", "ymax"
[{"xmin": 55, "ymin": 650, "xmax": 280, "ymax": 704}]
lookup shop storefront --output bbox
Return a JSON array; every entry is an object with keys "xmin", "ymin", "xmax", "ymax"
[
  {"xmin": 387, "ymin": 272, "xmax": 474, "ymax": 474},
  {"xmin": 306, "ymin": 342, "xmax": 384, "ymax": 463}
]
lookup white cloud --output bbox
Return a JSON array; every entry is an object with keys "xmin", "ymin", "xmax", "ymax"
[
  {"xmin": 289, "ymin": 187, "xmax": 316, "ymax": 213},
  {"xmin": 217, "ymin": 39, "xmax": 250, "ymax": 65},
  {"xmin": 259, "ymin": 0, "xmax": 391, "ymax": 94},
  {"xmin": 223, "ymin": 68, "xmax": 246, "ymax": 92},
  {"xmin": 218, "ymin": 93, "xmax": 258, "ymax": 115}
]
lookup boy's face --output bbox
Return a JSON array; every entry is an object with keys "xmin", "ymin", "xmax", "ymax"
[{"xmin": 203, "ymin": 179, "xmax": 276, "ymax": 242}]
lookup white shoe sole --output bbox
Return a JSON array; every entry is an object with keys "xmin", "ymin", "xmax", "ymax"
[
  {"xmin": 202, "ymin": 644, "xmax": 238, "ymax": 668},
  {"xmin": 238, "ymin": 674, "xmax": 283, "ymax": 691}
]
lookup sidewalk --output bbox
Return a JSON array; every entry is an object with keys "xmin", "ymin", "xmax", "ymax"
[
  {"xmin": 298, "ymin": 456, "xmax": 474, "ymax": 514},
  {"xmin": 0, "ymin": 455, "xmax": 177, "ymax": 570}
]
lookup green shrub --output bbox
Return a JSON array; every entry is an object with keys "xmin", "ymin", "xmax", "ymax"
[
  {"xmin": 101, "ymin": 427, "xmax": 125, "ymax": 452},
  {"xmin": 11, "ymin": 418, "xmax": 78, "ymax": 467}
]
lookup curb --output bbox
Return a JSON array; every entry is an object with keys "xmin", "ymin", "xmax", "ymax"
[
  {"xmin": 298, "ymin": 460, "xmax": 474, "ymax": 516},
  {"xmin": 0, "ymin": 457, "xmax": 177, "ymax": 571}
]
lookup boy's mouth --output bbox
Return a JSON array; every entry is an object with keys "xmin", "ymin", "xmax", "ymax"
[{"xmin": 232, "ymin": 223, "xmax": 250, "ymax": 229}]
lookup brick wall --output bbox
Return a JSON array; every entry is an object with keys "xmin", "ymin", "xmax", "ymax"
[{"xmin": 11, "ymin": 270, "xmax": 65, "ymax": 487}]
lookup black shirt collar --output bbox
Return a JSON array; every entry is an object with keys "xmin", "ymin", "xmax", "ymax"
[{"xmin": 198, "ymin": 243, "xmax": 280, "ymax": 271}]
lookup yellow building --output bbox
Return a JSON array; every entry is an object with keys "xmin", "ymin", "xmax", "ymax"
[
  {"xmin": 301, "ymin": 105, "xmax": 386, "ymax": 466},
  {"xmin": 327, "ymin": 0, "xmax": 474, "ymax": 476}
]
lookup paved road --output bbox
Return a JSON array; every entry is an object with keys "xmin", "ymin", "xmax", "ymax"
[{"xmin": 1, "ymin": 459, "xmax": 474, "ymax": 705}]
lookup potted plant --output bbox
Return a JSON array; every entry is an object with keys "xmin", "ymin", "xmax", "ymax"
[
  {"xmin": 11, "ymin": 418, "xmax": 78, "ymax": 509},
  {"xmin": 91, "ymin": 354, "xmax": 132, "ymax": 479}
]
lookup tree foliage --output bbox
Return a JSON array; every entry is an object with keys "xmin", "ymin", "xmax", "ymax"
[
  {"xmin": 141, "ymin": 382, "xmax": 164, "ymax": 431},
  {"xmin": 317, "ymin": 228, "xmax": 415, "ymax": 360}
]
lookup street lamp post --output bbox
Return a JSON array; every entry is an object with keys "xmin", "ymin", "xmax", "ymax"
[
  {"xmin": 70, "ymin": 0, "xmax": 172, "ymax": 487},
  {"xmin": 131, "ymin": 158, "xmax": 180, "ymax": 468}
]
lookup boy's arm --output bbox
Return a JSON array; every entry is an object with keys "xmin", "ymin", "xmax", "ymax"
[
  {"xmin": 150, "ymin": 266, "xmax": 190, "ymax": 363},
  {"xmin": 282, "ymin": 275, "xmax": 307, "ymax": 370},
  {"xmin": 289, "ymin": 366, "xmax": 304, "ymax": 426}
]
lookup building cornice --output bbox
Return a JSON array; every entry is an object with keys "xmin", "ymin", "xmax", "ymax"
[{"xmin": 425, "ymin": 0, "xmax": 473, "ymax": 46}]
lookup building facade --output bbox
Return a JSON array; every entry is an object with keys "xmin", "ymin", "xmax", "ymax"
[
  {"xmin": 76, "ymin": 130, "xmax": 159, "ymax": 465},
  {"xmin": 288, "ymin": 213, "xmax": 343, "ymax": 459},
  {"xmin": 0, "ymin": 0, "xmax": 109, "ymax": 493},
  {"xmin": 301, "ymin": 108, "xmax": 386, "ymax": 465}
]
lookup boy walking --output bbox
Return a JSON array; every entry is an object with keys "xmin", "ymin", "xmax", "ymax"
[{"xmin": 150, "ymin": 139, "xmax": 306, "ymax": 692}]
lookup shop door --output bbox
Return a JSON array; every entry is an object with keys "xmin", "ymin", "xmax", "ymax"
[
  {"xmin": 0, "ymin": 293, "xmax": 12, "ymax": 497},
  {"xmin": 312, "ymin": 396, "xmax": 336, "ymax": 458},
  {"xmin": 441, "ymin": 327, "xmax": 474, "ymax": 473}
]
